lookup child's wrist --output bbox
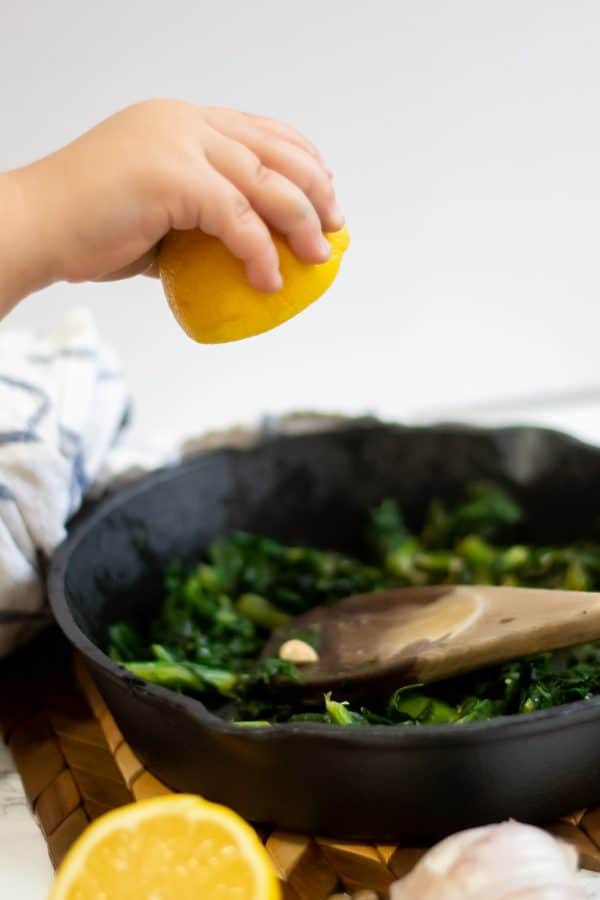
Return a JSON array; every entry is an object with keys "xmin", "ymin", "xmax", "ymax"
[{"xmin": 0, "ymin": 167, "xmax": 60, "ymax": 313}]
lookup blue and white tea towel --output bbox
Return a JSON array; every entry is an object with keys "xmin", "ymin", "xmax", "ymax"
[{"xmin": 0, "ymin": 308, "xmax": 162, "ymax": 657}]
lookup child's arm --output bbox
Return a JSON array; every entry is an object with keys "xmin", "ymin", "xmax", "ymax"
[{"xmin": 0, "ymin": 99, "xmax": 342, "ymax": 318}]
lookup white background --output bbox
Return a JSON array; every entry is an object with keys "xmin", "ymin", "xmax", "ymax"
[{"xmin": 3, "ymin": 1, "xmax": 600, "ymax": 443}]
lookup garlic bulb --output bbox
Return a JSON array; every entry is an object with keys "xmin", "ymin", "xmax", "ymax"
[{"xmin": 390, "ymin": 822, "xmax": 583, "ymax": 899}]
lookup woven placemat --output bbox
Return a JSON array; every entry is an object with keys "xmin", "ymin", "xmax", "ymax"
[{"xmin": 2, "ymin": 631, "xmax": 600, "ymax": 900}]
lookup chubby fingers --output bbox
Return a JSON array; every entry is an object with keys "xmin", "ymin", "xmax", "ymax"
[
  {"xmin": 239, "ymin": 111, "xmax": 333, "ymax": 176},
  {"xmin": 178, "ymin": 161, "xmax": 282, "ymax": 293},
  {"xmin": 255, "ymin": 136, "xmax": 343, "ymax": 231},
  {"xmin": 205, "ymin": 107, "xmax": 329, "ymax": 171},
  {"xmin": 203, "ymin": 109, "xmax": 342, "ymax": 231},
  {"xmin": 163, "ymin": 107, "xmax": 345, "ymax": 293},
  {"xmin": 204, "ymin": 131, "xmax": 332, "ymax": 265}
]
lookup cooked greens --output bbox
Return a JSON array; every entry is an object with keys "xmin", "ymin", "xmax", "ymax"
[{"xmin": 108, "ymin": 484, "xmax": 600, "ymax": 726}]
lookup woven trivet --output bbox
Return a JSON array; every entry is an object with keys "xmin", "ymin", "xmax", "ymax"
[{"xmin": 2, "ymin": 630, "xmax": 600, "ymax": 900}]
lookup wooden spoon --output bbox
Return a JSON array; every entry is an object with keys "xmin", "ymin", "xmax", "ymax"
[{"xmin": 263, "ymin": 585, "xmax": 600, "ymax": 695}]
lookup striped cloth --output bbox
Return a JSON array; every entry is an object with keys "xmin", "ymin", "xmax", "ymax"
[{"xmin": 0, "ymin": 308, "xmax": 131, "ymax": 657}]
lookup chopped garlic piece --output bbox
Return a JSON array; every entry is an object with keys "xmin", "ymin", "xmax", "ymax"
[{"xmin": 278, "ymin": 639, "xmax": 319, "ymax": 665}]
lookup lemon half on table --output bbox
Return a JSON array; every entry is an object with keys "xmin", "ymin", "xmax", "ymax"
[
  {"xmin": 49, "ymin": 794, "xmax": 280, "ymax": 900},
  {"xmin": 159, "ymin": 226, "xmax": 350, "ymax": 344}
]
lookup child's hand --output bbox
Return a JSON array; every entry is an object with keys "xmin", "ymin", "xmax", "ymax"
[{"xmin": 1, "ymin": 99, "xmax": 343, "ymax": 312}]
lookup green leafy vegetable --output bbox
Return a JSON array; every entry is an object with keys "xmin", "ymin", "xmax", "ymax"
[
  {"xmin": 236, "ymin": 593, "xmax": 290, "ymax": 630},
  {"xmin": 387, "ymin": 685, "xmax": 456, "ymax": 724},
  {"xmin": 324, "ymin": 693, "xmax": 366, "ymax": 725},
  {"xmin": 108, "ymin": 484, "xmax": 600, "ymax": 726}
]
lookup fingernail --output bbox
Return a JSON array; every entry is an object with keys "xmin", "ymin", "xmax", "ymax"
[
  {"xmin": 272, "ymin": 271, "xmax": 283, "ymax": 291},
  {"xmin": 319, "ymin": 235, "xmax": 332, "ymax": 260}
]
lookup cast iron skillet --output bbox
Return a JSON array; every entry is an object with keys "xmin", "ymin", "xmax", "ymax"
[{"xmin": 47, "ymin": 423, "xmax": 600, "ymax": 842}]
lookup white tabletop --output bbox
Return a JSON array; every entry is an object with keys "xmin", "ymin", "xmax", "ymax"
[{"xmin": 0, "ymin": 743, "xmax": 53, "ymax": 899}]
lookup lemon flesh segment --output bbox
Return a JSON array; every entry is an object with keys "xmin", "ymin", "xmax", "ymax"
[
  {"xmin": 49, "ymin": 794, "xmax": 281, "ymax": 900},
  {"xmin": 160, "ymin": 226, "xmax": 350, "ymax": 344}
]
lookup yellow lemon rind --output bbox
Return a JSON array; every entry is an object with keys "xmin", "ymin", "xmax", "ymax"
[{"xmin": 159, "ymin": 226, "xmax": 350, "ymax": 344}]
